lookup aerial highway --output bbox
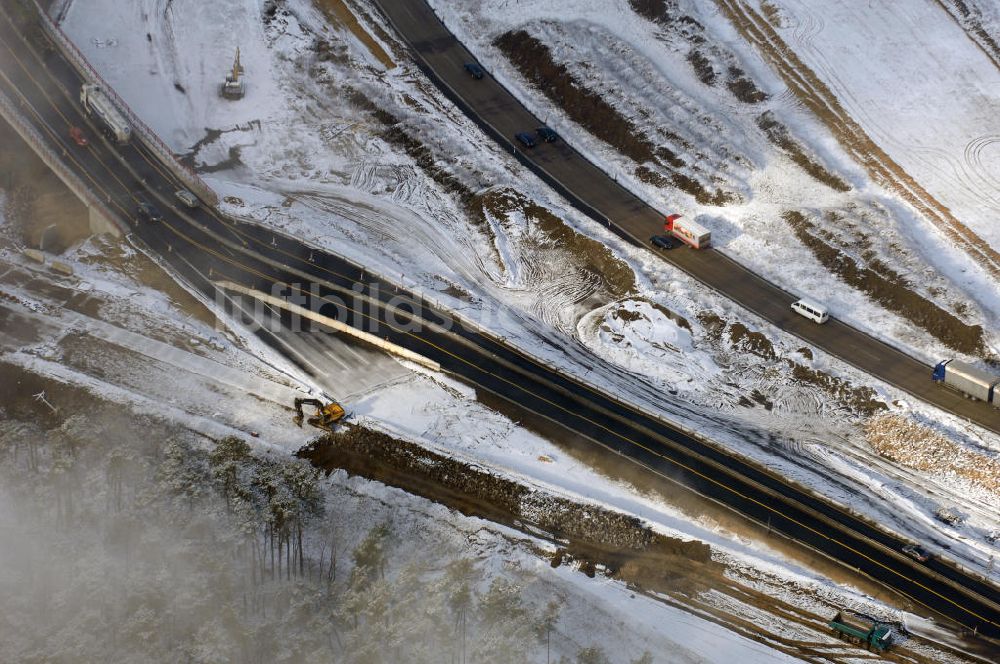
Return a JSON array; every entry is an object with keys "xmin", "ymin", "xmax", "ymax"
[
  {"xmin": 1, "ymin": 0, "xmax": 998, "ymax": 641},
  {"xmin": 371, "ymin": 0, "xmax": 1000, "ymax": 437}
]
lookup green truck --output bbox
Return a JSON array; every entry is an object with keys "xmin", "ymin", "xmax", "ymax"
[{"xmin": 829, "ymin": 611, "xmax": 894, "ymax": 652}]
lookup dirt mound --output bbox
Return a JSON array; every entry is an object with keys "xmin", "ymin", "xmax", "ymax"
[
  {"xmin": 493, "ymin": 30, "xmax": 739, "ymax": 205},
  {"xmin": 628, "ymin": 0, "xmax": 676, "ymax": 22},
  {"xmin": 784, "ymin": 211, "xmax": 986, "ymax": 355},
  {"xmin": 719, "ymin": 0, "xmax": 1000, "ymax": 280},
  {"xmin": 865, "ymin": 414, "xmax": 1000, "ymax": 497},
  {"xmin": 757, "ymin": 112, "xmax": 850, "ymax": 192},
  {"xmin": 697, "ymin": 312, "xmax": 886, "ymax": 415},
  {"xmin": 629, "ymin": 0, "xmax": 769, "ymax": 105},
  {"xmin": 473, "ymin": 187, "xmax": 636, "ymax": 301},
  {"xmin": 348, "ymin": 88, "xmax": 477, "ymax": 210},
  {"xmin": 789, "ymin": 361, "xmax": 886, "ymax": 416},
  {"xmin": 727, "ymin": 321, "xmax": 777, "ymax": 360},
  {"xmin": 687, "ymin": 49, "xmax": 717, "ymax": 86},
  {"xmin": 939, "ymin": 0, "xmax": 1000, "ymax": 72},
  {"xmin": 300, "ymin": 425, "xmax": 719, "ymax": 593},
  {"xmin": 726, "ymin": 65, "xmax": 769, "ymax": 104}
]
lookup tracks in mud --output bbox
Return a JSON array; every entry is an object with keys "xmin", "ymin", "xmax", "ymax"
[{"xmin": 716, "ymin": 0, "xmax": 1000, "ymax": 281}]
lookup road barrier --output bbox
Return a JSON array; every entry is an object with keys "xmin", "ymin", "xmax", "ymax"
[
  {"xmin": 29, "ymin": 0, "xmax": 219, "ymax": 207},
  {"xmin": 217, "ymin": 279, "xmax": 443, "ymax": 372},
  {"xmin": 0, "ymin": 86, "xmax": 126, "ymax": 235}
]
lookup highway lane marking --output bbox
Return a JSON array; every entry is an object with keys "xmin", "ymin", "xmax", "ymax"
[
  {"xmin": 176, "ymin": 194, "xmax": 999, "ymax": 606},
  {"xmin": 0, "ymin": 61, "xmax": 116, "ymax": 199},
  {"xmin": 8, "ymin": 0, "xmax": 997, "ymax": 629},
  {"xmin": 155, "ymin": 213, "xmax": 999, "ymax": 631},
  {"xmin": 27, "ymin": 32, "xmax": 989, "ymax": 624},
  {"xmin": 0, "ymin": 7, "xmax": 243, "ymax": 247},
  {"xmin": 11, "ymin": 15, "xmax": 936, "ymax": 535},
  {"xmin": 377, "ymin": 0, "xmax": 1000, "ymax": 434},
  {"xmin": 0, "ymin": 25, "xmax": 141, "ymax": 220}
]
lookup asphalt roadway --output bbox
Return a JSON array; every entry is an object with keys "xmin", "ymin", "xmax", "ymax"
[
  {"xmin": 371, "ymin": 0, "xmax": 1000, "ymax": 436},
  {"xmin": 1, "ymin": 0, "xmax": 998, "ymax": 641}
]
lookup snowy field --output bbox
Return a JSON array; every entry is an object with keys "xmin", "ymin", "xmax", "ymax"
[
  {"xmin": 54, "ymin": 0, "xmax": 1000, "ymax": 585},
  {"xmin": 763, "ymin": 0, "xmax": 1000, "ymax": 250},
  {"xmin": 0, "ymin": 196, "xmax": 897, "ymax": 663},
  {"xmin": 427, "ymin": 0, "xmax": 1000, "ymax": 364}
]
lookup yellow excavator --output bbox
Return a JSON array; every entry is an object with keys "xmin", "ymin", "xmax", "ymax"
[{"xmin": 293, "ymin": 397, "xmax": 346, "ymax": 432}]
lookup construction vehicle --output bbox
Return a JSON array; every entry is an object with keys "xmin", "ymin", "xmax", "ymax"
[
  {"xmin": 80, "ymin": 84, "xmax": 131, "ymax": 144},
  {"xmin": 829, "ymin": 611, "xmax": 893, "ymax": 652},
  {"xmin": 221, "ymin": 47, "xmax": 246, "ymax": 100},
  {"xmin": 293, "ymin": 398, "xmax": 346, "ymax": 431}
]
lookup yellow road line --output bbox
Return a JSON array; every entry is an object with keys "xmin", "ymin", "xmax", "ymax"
[
  {"xmin": 5, "ymin": 4, "xmax": 996, "ymax": 631},
  {"xmin": 159, "ymin": 216, "xmax": 997, "ymax": 631}
]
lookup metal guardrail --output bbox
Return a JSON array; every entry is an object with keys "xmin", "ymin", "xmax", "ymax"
[
  {"xmin": 29, "ymin": 0, "xmax": 219, "ymax": 207},
  {"xmin": 0, "ymin": 85, "xmax": 126, "ymax": 234}
]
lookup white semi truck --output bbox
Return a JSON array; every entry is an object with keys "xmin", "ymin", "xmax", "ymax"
[
  {"xmin": 79, "ymin": 84, "xmax": 131, "ymax": 144},
  {"xmin": 932, "ymin": 359, "xmax": 1000, "ymax": 405}
]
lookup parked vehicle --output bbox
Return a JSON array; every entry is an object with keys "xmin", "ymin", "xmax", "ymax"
[
  {"xmin": 791, "ymin": 299, "xmax": 829, "ymax": 324},
  {"xmin": 515, "ymin": 131, "xmax": 537, "ymax": 148},
  {"xmin": 68, "ymin": 125, "xmax": 88, "ymax": 146},
  {"xmin": 932, "ymin": 359, "xmax": 1000, "ymax": 405},
  {"xmin": 829, "ymin": 611, "xmax": 893, "ymax": 652},
  {"xmin": 902, "ymin": 544, "xmax": 930, "ymax": 562},
  {"xmin": 136, "ymin": 198, "xmax": 163, "ymax": 223},
  {"xmin": 175, "ymin": 189, "xmax": 199, "ymax": 208},
  {"xmin": 664, "ymin": 213, "xmax": 710, "ymax": 249},
  {"xmin": 934, "ymin": 507, "xmax": 962, "ymax": 526},
  {"xmin": 536, "ymin": 126, "xmax": 558, "ymax": 143},
  {"xmin": 80, "ymin": 84, "xmax": 131, "ymax": 144},
  {"xmin": 464, "ymin": 62, "xmax": 484, "ymax": 79},
  {"xmin": 650, "ymin": 235, "xmax": 678, "ymax": 250}
]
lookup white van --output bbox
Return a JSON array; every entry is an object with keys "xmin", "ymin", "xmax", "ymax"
[
  {"xmin": 175, "ymin": 189, "xmax": 199, "ymax": 208},
  {"xmin": 791, "ymin": 299, "xmax": 829, "ymax": 324}
]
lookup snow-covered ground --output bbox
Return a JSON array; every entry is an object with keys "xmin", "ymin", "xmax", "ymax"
[
  {"xmin": 0, "ymin": 202, "xmax": 879, "ymax": 663},
  {"xmin": 764, "ymin": 0, "xmax": 1000, "ymax": 250},
  {"xmin": 55, "ymin": 0, "xmax": 1000, "ymax": 582},
  {"xmin": 427, "ymin": 0, "xmax": 1000, "ymax": 363},
  {"xmin": 57, "ymin": 0, "xmax": 284, "ymax": 150}
]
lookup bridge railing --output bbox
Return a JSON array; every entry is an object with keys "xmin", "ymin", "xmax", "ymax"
[
  {"xmin": 29, "ymin": 0, "xmax": 219, "ymax": 206},
  {"xmin": 0, "ymin": 86, "xmax": 127, "ymax": 234}
]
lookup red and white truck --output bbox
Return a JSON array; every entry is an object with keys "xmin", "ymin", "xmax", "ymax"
[{"xmin": 665, "ymin": 214, "xmax": 710, "ymax": 249}]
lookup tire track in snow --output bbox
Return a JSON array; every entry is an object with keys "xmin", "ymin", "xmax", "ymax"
[{"xmin": 717, "ymin": 0, "xmax": 1000, "ymax": 282}]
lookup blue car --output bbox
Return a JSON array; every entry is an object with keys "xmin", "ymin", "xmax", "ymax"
[
  {"xmin": 137, "ymin": 199, "xmax": 163, "ymax": 223},
  {"xmin": 650, "ymin": 235, "xmax": 678, "ymax": 250},
  {"xmin": 515, "ymin": 132, "xmax": 537, "ymax": 148},
  {"xmin": 464, "ymin": 62, "xmax": 484, "ymax": 79},
  {"xmin": 536, "ymin": 126, "xmax": 559, "ymax": 143}
]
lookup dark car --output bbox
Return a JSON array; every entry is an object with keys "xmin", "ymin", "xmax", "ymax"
[
  {"xmin": 136, "ymin": 199, "xmax": 163, "ymax": 223},
  {"xmin": 650, "ymin": 234, "xmax": 678, "ymax": 250},
  {"xmin": 536, "ymin": 126, "xmax": 558, "ymax": 143},
  {"xmin": 902, "ymin": 544, "xmax": 930, "ymax": 563},
  {"xmin": 68, "ymin": 125, "xmax": 88, "ymax": 147},
  {"xmin": 515, "ymin": 132, "xmax": 537, "ymax": 148},
  {"xmin": 464, "ymin": 62, "xmax": 484, "ymax": 79}
]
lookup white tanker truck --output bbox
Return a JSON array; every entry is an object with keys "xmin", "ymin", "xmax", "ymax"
[{"xmin": 79, "ymin": 84, "xmax": 131, "ymax": 144}]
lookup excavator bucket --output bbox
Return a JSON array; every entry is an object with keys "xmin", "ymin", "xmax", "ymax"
[{"xmin": 293, "ymin": 398, "xmax": 346, "ymax": 432}]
